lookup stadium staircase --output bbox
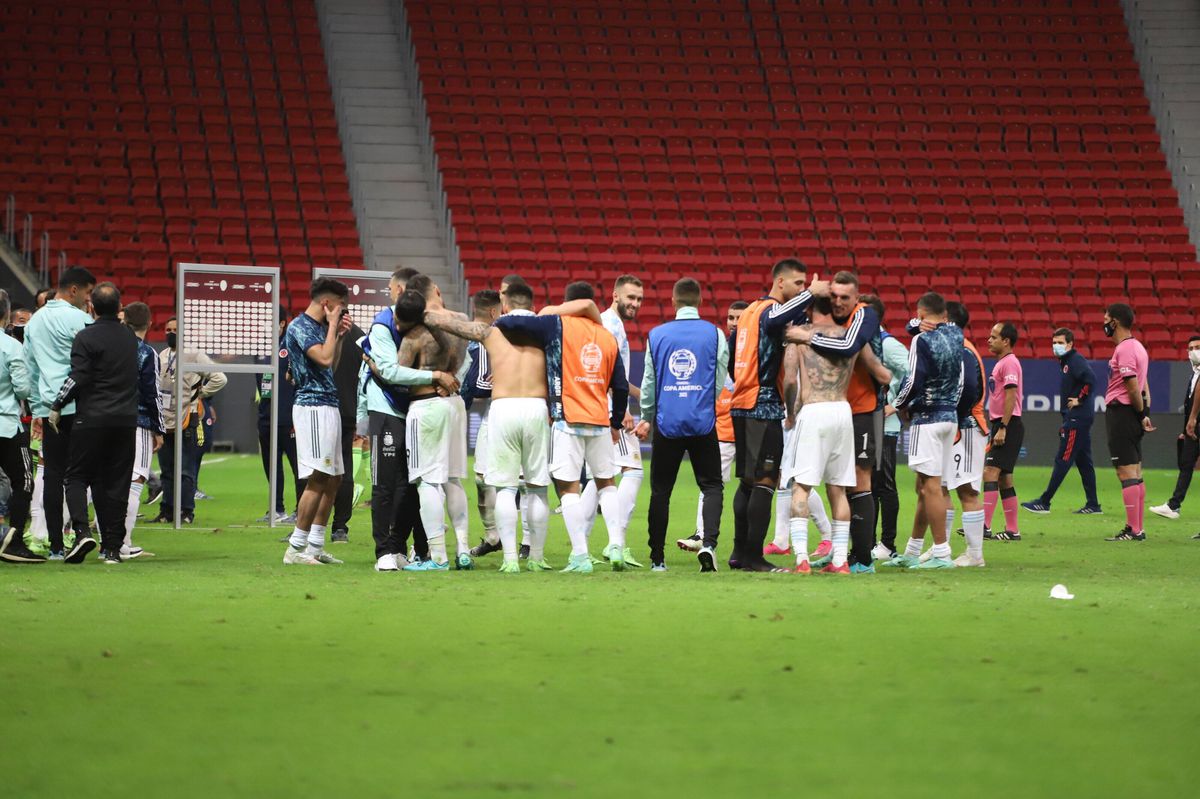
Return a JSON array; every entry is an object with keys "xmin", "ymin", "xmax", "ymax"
[
  {"xmin": 314, "ymin": 0, "xmax": 463, "ymax": 309},
  {"xmin": 1121, "ymin": 0, "xmax": 1200, "ymax": 252},
  {"xmin": 0, "ymin": 0, "xmax": 362, "ymax": 318},
  {"xmin": 404, "ymin": 0, "xmax": 1196, "ymax": 358}
]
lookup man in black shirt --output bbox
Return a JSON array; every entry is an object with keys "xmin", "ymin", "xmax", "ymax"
[
  {"xmin": 1150, "ymin": 335, "xmax": 1200, "ymax": 521},
  {"xmin": 330, "ymin": 316, "xmax": 366, "ymax": 543},
  {"xmin": 1023, "ymin": 328, "xmax": 1102, "ymax": 515},
  {"xmin": 48, "ymin": 283, "xmax": 139, "ymax": 564}
]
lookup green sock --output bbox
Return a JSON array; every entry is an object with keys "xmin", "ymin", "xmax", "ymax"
[{"xmin": 351, "ymin": 449, "xmax": 364, "ymax": 479}]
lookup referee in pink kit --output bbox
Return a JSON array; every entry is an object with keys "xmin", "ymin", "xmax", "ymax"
[{"xmin": 1100, "ymin": 303, "xmax": 1153, "ymax": 541}]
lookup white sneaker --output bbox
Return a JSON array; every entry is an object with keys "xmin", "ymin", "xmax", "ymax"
[
  {"xmin": 375, "ymin": 553, "xmax": 399, "ymax": 571},
  {"xmin": 1150, "ymin": 503, "xmax": 1180, "ymax": 520},
  {"xmin": 871, "ymin": 542, "xmax": 894, "ymax": 561},
  {"xmin": 676, "ymin": 534, "xmax": 702, "ymax": 552},
  {"xmin": 283, "ymin": 548, "xmax": 322, "ymax": 565},
  {"xmin": 120, "ymin": 546, "xmax": 149, "ymax": 559},
  {"xmin": 313, "ymin": 550, "xmax": 343, "ymax": 565},
  {"xmin": 953, "ymin": 552, "xmax": 986, "ymax": 568}
]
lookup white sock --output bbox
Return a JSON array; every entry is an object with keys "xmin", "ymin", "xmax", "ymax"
[
  {"xmin": 617, "ymin": 468, "xmax": 642, "ymax": 534},
  {"xmin": 526, "ymin": 486, "xmax": 550, "ymax": 561},
  {"xmin": 445, "ymin": 479, "xmax": 470, "ymax": 555},
  {"xmin": 962, "ymin": 509, "xmax": 985, "ymax": 558},
  {"xmin": 789, "ymin": 516, "xmax": 809, "ymax": 564},
  {"xmin": 598, "ymin": 484, "xmax": 625, "ymax": 549},
  {"xmin": 904, "ymin": 537, "xmax": 924, "ymax": 558},
  {"xmin": 476, "ymin": 476, "xmax": 499, "ymax": 544},
  {"xmin": 945, "ymin": 508, "xmax": 955, "ymax": 537},
  {"xmin": 931, "ymin": 540, "xmax": 951, "ymax": 559},
  {"xmin": 125, "ymin": 481, "xmax": 142, "ymax": 548},
  {"xmin": 772, "ymin": 489, "xmax": 791, "ymax": 548},
  {"xmin": 831, "ymin": 519, "xmax": 850, "ymax": 567},
  {"xmin": 495, "ymin": 487, "xmax": 519, "ymax": 560},
  {"xmin": 417, "ymin": 482, "xmax": 448, "ymax": 563},
  {"xmin": 808, "ymin": 491, "xmax": 832, "ymax": 539},
  {"xmin": 30, "ymin": 465, "xmax": 46, "ymax": 542},
  {"xmin": 289, "ymin": 526, "xmax": 308, "ymax": 550},
  {"xmin": 519, "ymin": 485, "xmax": 532, "ymax": 546},
  {"xmin": 579, "ymin": 479, "xmax": 599, "ymax": 539},
  {"xmin": 305, "ymin": 524, "xmax": 326, "ymax": 553},
  {"xmin": 560, "ymin": 492, "xmax": 589, "ymax": 556}
]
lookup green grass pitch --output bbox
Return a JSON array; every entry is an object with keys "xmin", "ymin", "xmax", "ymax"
[{"xmin": 2, "ymin": 453, "xmax": 1198, "ymax": 798}]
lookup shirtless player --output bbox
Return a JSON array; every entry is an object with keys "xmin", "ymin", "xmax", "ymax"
[
  {"xmin": 424, "ymin": 281, "xmax": 553, "ymax": 573},
  {"xmin": 398, "ymin": 275, "xmax": 470, "ymax": 571}
]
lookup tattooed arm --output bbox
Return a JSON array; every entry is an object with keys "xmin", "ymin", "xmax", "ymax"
[
  {"xmin": 858, "ymin": 344, "xmax": 892, "ymax": 385},
  {"xmin": 424, "ymin": 311, "xmax": 492, "ymax": 343},
  {"xmin": 782, "ymin": 343, "xmax": 800, "ymax": 427}
]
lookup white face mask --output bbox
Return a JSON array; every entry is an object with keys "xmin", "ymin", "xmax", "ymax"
[
  {"xmin": 1052, "ymin": 343, "xmax": 1069, "ymax": 358},
  {"xmin": 1189, "ymin": 350, "xmax": 1200, "ymax": 368}
]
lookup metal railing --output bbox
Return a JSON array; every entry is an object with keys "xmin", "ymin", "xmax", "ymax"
[{"xmin": 2, "ymin": 193, "xmax": 67, "ymax": 288}]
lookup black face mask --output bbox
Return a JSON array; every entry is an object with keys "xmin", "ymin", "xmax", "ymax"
[
  {"xmin": 166, "ymin": 331, "xmax": 177, "ymax": 349},
  {"xmin": 8, "ymin": 325, "xmax": 22, "ymax": 343},
  {"xmin": 1103, "ymin": 322, "xmax": 1116, "ymax": 338}
]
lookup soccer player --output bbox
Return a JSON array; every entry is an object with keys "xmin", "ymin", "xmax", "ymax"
[
  {"xmin": 281, "ymin": 278, "xmax": 353, "ymax": 566},
  {"xmin": 728, "ymin": 258, "xmax": 829, "ymax": 571},
  {"xmin": 490, "ymin": 283, "xmax": 630, "ymax": 572},
  {"xmin": 680, "ymin": 300, "xmax": 745, "ymax": 552},
  {"xmin": 867, "ymin": 295, "xmax": 909, "ymax": 561},
  {"xmin": 942, "ymin": 301, "xmax": 989, "ymax": 567},
  {"xmin": 256, "ymin": 311, "xmax": 304, "ymax": 524},
  {"xmin": 361, "ymin": 286, "xmax": 458, "ymax": 572},
  {"xmin": 459, "ymin": 289, "xmax": 503, "ymax": 553},
  {"xmin": 48, "ymin": 283, "xmax": 139, "ymax": 565},
  {"xmin": 1101, "ymin": 303, "xmax": 1153, "ymax": 541},
  {"xmin": 23, "ymin": 266, "xmax": 95, "ymax": 558},
  {"xmin": 887, "ymin": 292, "xmax": 963, "ymax": 569},
  {"xmin": 793, "ymin": 272, "xmax": 884, "ymax": 569},
  {"xmin": 152, "ymin": 315, "xmax": 227, "ymax": 525},
  {"xmin": 592, "ymin": 274, "xmax": 645, "ymax": 566},
  {"xmin": 636, "ymin": 278, "xmax": 728, "ymax": 571},
  {"xmin": 0, "ymin": 289, "xmax": 39, "ymax": 564},
  {"xmin": 425, "ymin": 281, "xmax": 553, "ymax": 573},
  {"xmin": 1023, "ymin": 328, "xmax": 1102, "ymax": 515},
  {"xmin": 400, "ymin": 275, "xmax": 471, "ymax": 570},
  {"xmin": 120, "ymin": 302, "xmax": 163, "ymax": 559},
  {"xmin": 983, "ymin": 322, "xmax": 1024, "ymax": 541},
  {"xmin": 779, "ymin": 296, "xmax": 862, "ymax": 574},
  {"xmin": 1149, "ymin": 335, "xmax": 1200, "ymax": 520}
]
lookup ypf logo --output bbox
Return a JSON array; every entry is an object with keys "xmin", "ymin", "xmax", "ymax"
[
  {"xmin": 668, "ymin": 349, "xmax": 698, "ymax": 382},
  {"xmin": 580, "ymin": 342, "xmax": 603, "ymax": 374}
]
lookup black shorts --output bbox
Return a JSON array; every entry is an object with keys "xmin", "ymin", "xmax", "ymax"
[
  {"xmin": 852, "ymin": 411, "xmax": 880, "ymax": 471},
  {"xmin": 985, "ymin": 416, "xmax": 1024, "ymax": 473},
  {"xmin": 733, "ymin": 416, "xmax": 784, "ymax": 482},
  {"xmin": 1106, "ymin": 403, "xmax": 1144, "ymax": 466}
]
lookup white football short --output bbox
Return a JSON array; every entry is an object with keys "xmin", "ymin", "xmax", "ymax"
[
  {"xmin": 719, "ymin": 440, "xmax": 736, "ymax": 483},
  {"xmin": 133, "ymin": 426, "xmax": 155, "ymax": 481},
  {"xmin": 612, "ymin": 428, "xmax": 642, "ymax": 469},
  {"xmin": 294, "ymin": 404, "xmax": 345, "ymax": 478},
  {"xmin": 474, "ymin": 414, "xmax": 489, "ymax": 475},
  {"xmin": 781, "ymin": 401, "xmax": 856, "ymax": 488},
  {"xmin": 550, "ymin": 427, "xmax": 617, "ymax": 482},
  {"xmin": 943, "ymin": 425, "xmax": 987, "ymax": 491},
  {"xmin": 907, "ymin": 420, "xmax": 959, "ymax": 479},
  {"xmin": 484, "ymin": 398, "xmax": 550, "ymax": 488},
  {"xmin": 407, "ymin": 395, "xmax": 468, "ymax": 484}
]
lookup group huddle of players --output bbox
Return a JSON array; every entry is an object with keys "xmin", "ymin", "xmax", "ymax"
[{"xmin": 276, "ymin": 257, "xmax": 1153, "ymax": 573}]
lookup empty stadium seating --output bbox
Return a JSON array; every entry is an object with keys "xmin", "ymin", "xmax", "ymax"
[
  {"xmin": 0, "ymin": 0, "xmax": 360, "ymax": 317},
  {"xmin": 406, "ymin": 0, "xmax": 1196, "ymax": 358}
]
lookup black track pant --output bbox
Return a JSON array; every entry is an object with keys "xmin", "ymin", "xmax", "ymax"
[
  {"xmin": 873, "ymin": 433, "xmax": 900, "ymax": 551},
  {"xmin": 369, "ymin": 412, "xmax": 426, "ymax": 559},
  {"xmin": 66, "ymin": 425, "xmax": 136, "ymax": 552},
  {"xmin": 646, "ymin": 429, "xmax": 724, "ymax": 563},
  {"xmin": 258, "ymin": 425, "xmax": 304, "ymax": 514},
  {"xmin": 332, "ymin": 420, "xmax": 357, "ymax": 532},
  {"xmin": 40, "ymin": 415, "xmax": 73, "ymax": 552},
  {"xmin": 0, "ymin": 432, "xmax": 33, "ymax": 535}
]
